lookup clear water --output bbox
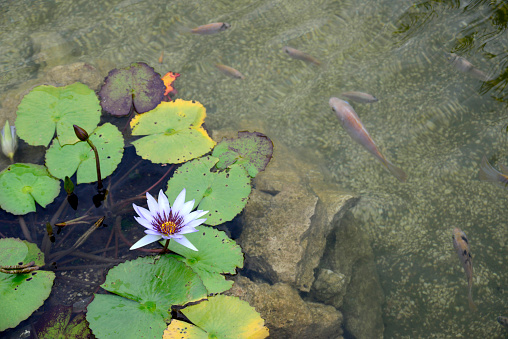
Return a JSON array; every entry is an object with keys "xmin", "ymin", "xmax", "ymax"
[{"xmin": 0, "ymin": 0, "xmax": 507, "ymax": 337}]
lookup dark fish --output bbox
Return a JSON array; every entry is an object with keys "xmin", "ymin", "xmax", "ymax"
[
  {"xmin": 452, "ymin": 227, "xmax": 477, "ymax": 311},
  {"xmin": 215, "ymin": 64, "xmax": 245, "ymax": 79},
  {"xmin": 447, "ymin": 53, "xmax": 492, "ymax": 82},
  {"xmin": 497, "ymin": 316, "xmax": 508, "ymax": 329},
  {"xmin": 479, "ymin": 155, "xmax": 508, "ymax": 189},
  {"xmin": 328, "ymin": 97, "xmax": 407, "ymax": 182},
  {"xmin": 282, "ymin": 46, "xmax": 321, "ymax": 66},
  {"xmin": 341, "ymin": 91, "xmax": 378, "ymax": 104},
  {"xmin": 191, "ymin": 22, "xmax": 231, "ymax": 35}
]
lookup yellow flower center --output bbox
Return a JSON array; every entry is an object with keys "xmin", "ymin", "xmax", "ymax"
[{"xmin": 160, "ymin": 221, "xmax": 178, "ymax": 235}]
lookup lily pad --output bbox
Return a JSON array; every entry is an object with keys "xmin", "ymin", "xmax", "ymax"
[
  {"xmin": 131, "ymin": 99, "xmax": 215, "ymax": 164},
  {"xmin": 33, "ymin": 305, "xmax": 91, "ymax": 339},
  {"xmin": 0, "ymin": 238, "xmax": 55, "ymax": 331},
  {"xmin": 163, "ymin": 320, "xmax": 207, "ymax": 339},
  {"xmin": 177, "ymin": 295, "xmax": 269, "ymax": 339},
  {"xmin": 167, "ymin": 226, "xmax": 244, "ymax": 294},
  {"xmin": 166, "ymin": 156, "xmax": 251, "ymax": 226},
  {"xmin": 16, "ymin": 83, "xmax": 101, "ymax": 146},
  {"xmin": 86, "ymin": 255, "xmax": 207, "ymax": 339},
  {"xmin": 212, "ymin": 131, "xmax": 273, "ymax": 178},
  {"xmin": 0, "ymin": 163, "xmax": 61, "ymax": 215},
  {"xmin": 98, "ymin": 62, "xmax": 165, "ymax": 116},
  {"xmin": 45, "ymin": 123, "xmax": 124, "ymax": 184}
]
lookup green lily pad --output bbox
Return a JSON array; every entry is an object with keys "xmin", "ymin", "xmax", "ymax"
[
  {"xmin": 86, "ymin": 255, "xmax": 207, "ymax": 339},
  {"xmin": 16, "ymin": 83, "xmax": 101, "ymax": 146},
  {"xmin": 0, "ymin": 238, "xmax": 55, "ymax": 332},
  {"xmin": 180, "ymin": 295, "xmax": 269, "ymax": 339},
  {"xmin": 212, "ymin": 131, "xmax": 273, "ymax": 178},
  {"xmin": 167, "ymin": 226, "xmax": 244, "ymax": 294},
  {"xmin": 0, "ymin": 163, "xmax": 61, "ymax": 215},
  {"xmin": 166, "ymin": 156, "xmax": 251, "ymax": 226},
  {"xmin": 33, "ymin": 305, "xmax": 91, "ymax": 339},
  {"xmin": 98, "ymin": 62, "xmax": 165, "ymax": 116},
  {"xmin": 45, "ymin": 123, "xmax": 124, "ymax": 184},
  {"xmin": 131, "ymin": 99, "xmax": 215, "ymax": 164}
]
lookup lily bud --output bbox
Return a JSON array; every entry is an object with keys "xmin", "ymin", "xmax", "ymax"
[
  {"xmin": 73, "ymin": 125, "xmax": 89, "ymax": 141},
  {"xmin": 1, "ymin": 120, "xmax": 18, "ymax": 161}
]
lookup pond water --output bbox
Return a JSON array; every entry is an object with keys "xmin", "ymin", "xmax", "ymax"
[{"xmin": 0, "ymin": 0, "xmax": 507, "ymax": 338}]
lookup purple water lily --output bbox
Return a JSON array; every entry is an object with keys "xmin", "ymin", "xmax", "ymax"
[{"xmin": 130, "ymin": 189, "xmax": 207, "ymax": 251}]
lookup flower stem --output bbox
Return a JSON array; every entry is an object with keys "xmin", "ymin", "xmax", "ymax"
[
  {"xmin": 162, "ymin": 239, "xmax": 170, "ymax": 253},
  {"xmin": 87, "ymin": 139, "xmax": 103, "ymax": 190}
]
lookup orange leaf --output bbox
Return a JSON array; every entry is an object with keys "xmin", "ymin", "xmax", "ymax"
[{"xmin": 162, "ymin": 71, "xmax": 181, "ymax": 96}]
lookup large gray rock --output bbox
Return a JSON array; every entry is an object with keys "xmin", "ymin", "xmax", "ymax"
[
  {"xmin": 239, "ymin": 142, "xmax": 358, "ymax": 292},
  {"xmin": 227, "ymin": 275, "xmax": 343, "ymax": 339},
  {"xmin": 320, "ymin": 212, "xmax": 385, "ymax": 339}
]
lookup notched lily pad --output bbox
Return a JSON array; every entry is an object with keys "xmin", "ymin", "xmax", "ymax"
[
  {"xmin": 167, "ymin": 226, "xmax": 244, "ymax": 294},
  {"xmin": 212, "ymin": 131, "xmax": 273, "ymax": 178},
  {"xmin": 166, "ymin": 156, "xmax": 251, "ymax": 226},
  {"xmin": 0, "ymin": 163, "xmax": 61, "ymax": 215},
  {"xmin": 177, "ymin": 295, "xmax": 269, "ymax": 339},
  {"xmin": 99, "ymin": 62, "xmax": 165, "ymax": 116},
  {"xmin": 86, "ymin": 255, "xmax": 207, "ymax": 339},
  {"xmin": 15, "ymin": 83, "xmax": 101, "ymax": 146},
  {"xmin": 131, "ymin": 99, "xmax": 215, "ymax": 164},
  {"xmin": 0, "ymin": 238, "xmax": 55, "ymax": 332},
  {"xmin": 45, "ymin": 123, "xmax": 124, "ymax": 184}
]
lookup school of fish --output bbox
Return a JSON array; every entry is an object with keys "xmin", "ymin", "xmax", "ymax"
[{"xmin": 182, "ymin": 22, "xmax": 505, "ymax": 320}]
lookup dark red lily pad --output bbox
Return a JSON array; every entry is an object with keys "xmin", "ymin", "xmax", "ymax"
[
  {"xmin": 212, "ymin": 131, "xmax": 273, "ymax": 178},
  {"xmin": 98, "ymin": 62, "xmax": 165, "ymax": 116}
]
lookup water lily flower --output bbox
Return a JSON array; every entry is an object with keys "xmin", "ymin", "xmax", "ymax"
[
  {"xmin": 130, "ymin": 189, "xmax": 208, "ymax": 251},
  {"xmin": 1, "ymin": 120, "xmax": 17, "ymax": 161}
]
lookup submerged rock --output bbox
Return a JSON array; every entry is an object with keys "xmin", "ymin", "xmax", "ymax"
[
  {"xmin": 227, "ymin": 275, "xmax": 343, "ymax": 339},
  {"xmin": 239, "ymin": 141, "xmax": 358, "ymax": 291}
]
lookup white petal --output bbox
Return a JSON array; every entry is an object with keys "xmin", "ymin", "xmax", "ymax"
[
  {"xmin": 172, "ymin": 235, "xmax": 198, "ymax": 251},
  {"xmin": 183, "ymin": 210, "xmax": 208, "ymax": 224},
  {"xmin": 134, "ymin": 216, "xmax": 153, "ymax": 229},
  {"xmin": 158, "ymin": 190, "xmax": 170, "ymax": 216},
  {"xmin": 130, "ymin": 234, "xmax": 162, "ymax": 250},
  {"xmin": 172, "ymin": 188, "xmax": 186, "ymax": 213},
  {"xmin": 183, "ymin": 218, "xmax": 207, "ymax": 229},
  {"xmin": 133, "ymin": 204, "xmax": 153, "ymax": 223},
  {"xmin": 178, "ymin": 226, "xmax": 199, "ymax": 235},
  {"xmin": 144, "ymin": 229, "xmax": 161, "ymax": 235},
  {"xmin": 179, "ymin": 199, "xmax": 195, "ymax": 217},
  {"xmin": 146, "ymin": 192, "xmax": 159, "ymax": 214}
]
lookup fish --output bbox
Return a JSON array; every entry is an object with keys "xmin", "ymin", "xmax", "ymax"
[
  {"xmin": 452, "ymin": 227, "xmax": 477, "ymax": 311},
  {"xmin": 447, "ymin": 53, "xmax": 493, "ymax": 82},
  {"xmin": 341, "ymin": 91, "xmax": 378, "ymax": 104},
  {"xmin": 215, "ymin": 64, "xmax": 245, "ymax": 79},
  {"xmin": 191, "ymin": 22, "xmax": 231, "ymax": 35},
  {"xmin": 328, "ymin": 97, "xmax": 407, "ymax": 182},
  {"xmin": 479, "ymin": 155, "xmax": 508, "ymax": 189},
  {"xmin": 282, "ymin": 46, "xmax": 321, "ymax": 66},
  {"xmin": 497, "ymin": 316, "xmax": 508, "ymax": 329},
  {"xmin": 158, "ymin": 51, "xmax": 164, "ymax": 64}
]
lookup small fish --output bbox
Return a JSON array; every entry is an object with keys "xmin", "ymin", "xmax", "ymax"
[
  {"xmin": 452, "ymin": 227, "xmax": 477, "ymax": 311},
  {"xmin": 191, "ymin": 22, "xmax": 231, "ymax": 35},
  {"xmin": 158, "ymin": 51, "xmax": 164, "ymax": 64},
  {"xmin": 479, "ymin": 155, "xmax": 508, "ymax": 189},
  {"xmin": 328, "ymin": 97, "xmax": 407, "ymax": 182},
  {"xmin": 341, "ymin": 91, "xmax": 378, "ymax": 104},
  {"xmin": 497, "ymin": 316, "xmax": 508, "ymax": 329},
  {"xmin": 447, "ymin": 53, "xmax": 492, "ymax": 82},
  {"xmin": 282, "ymin": 46, "xmax": 321, "ymax": 66},
  {"xmin": 215, "ymin": 64, "xmax": 245, "ymax": 79}
]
